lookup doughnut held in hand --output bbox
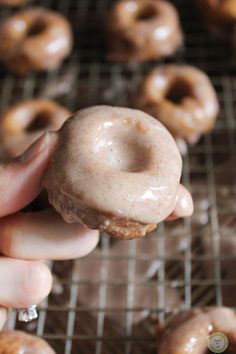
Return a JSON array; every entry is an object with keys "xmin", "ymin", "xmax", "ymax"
[
  {"xmin": 0, "ymin": 8, "xmax": 73, "ymax": 74},
  {"xmin": 0, "ymin": 330, "xmax": 55, "ymax": 354},
  {"xmin": 43, "ymin": 106, "xmax": 193, "ymax": 239},
  {"xmin": 133, "ymin": 65, "xmax": 219, "ymax": 144},
  {"xmin": 106, "ymin": 0, "xmax": 183, "ymax": 62},
  {"xmin": 0, "ymin": 99, "xmax": 71, "ymax": 158},
  {"xmin": 158, "ymin": 307, "xmax": 236, "ymax": 354}
]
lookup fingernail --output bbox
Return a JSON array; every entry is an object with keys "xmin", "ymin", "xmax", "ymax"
[{"xmin": 18, "ymin": 132, "xmax": 50, "ymax": 164}]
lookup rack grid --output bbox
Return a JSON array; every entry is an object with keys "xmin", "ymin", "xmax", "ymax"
[{"xmin": 0, "ymin": 0, "xmax": 236, "ymax": 353}]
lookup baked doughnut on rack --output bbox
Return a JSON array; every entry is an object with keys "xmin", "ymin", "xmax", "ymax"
[
  {"xmin": 0, "ymin": 8, "xmax": 73, "ymax": 74},
  {"xmin": 133, "ymin": 64, "xmax": 219, "ymax": 145},
  {"xmin": 0, "ymin": 99, "xmax": 71, "ymax": 158},
  {"xmin": 43, "ymin": 106, "xmax": 193, "ymax": 239},
  {"xmin": 0, "ymin": 330, "xmax": 55, "ymax": 353},
  {"xmin": 158, "ymin": 307, "xmax": 236, "ymax": 353},
  {"xmin": 106, "ymin": 0, "xmax": 183, "ymax": 62},
  {"xmin": 198, "ymin": 0, "xmax": 236, "ymax": 35}
]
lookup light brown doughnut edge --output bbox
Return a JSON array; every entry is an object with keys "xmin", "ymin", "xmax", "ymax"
[
  {"xmin": 0, "ymin": 0, "xmax": 26, "ymax": 5},
  {"xmin": 106, "ymin": 0, "xmax": 183, "ymax": 62},
  {"xmin": 198, "ymin": 0, "xmax": 236, "ymax": 34},
  {"xmin": 42, "ymin": 106, "xmax": 193, "ymax": 239},
  {"xmin": 0, "ymin": 8, "xmax": 73, "ymax": 74},
  {"xmin": 133, "ymin": 65, "xmax": 219, "ymax": 144},
  {"xmin": 0, "ymin": 99, "xmax": 71, "ymax": 158},
  {"xmin": 0, "ymin": 330, "xmax": 55, "ymax": 354},
  {"xmin": 158, "ymin": 307, "xmax": 236, "ymax": 354}
]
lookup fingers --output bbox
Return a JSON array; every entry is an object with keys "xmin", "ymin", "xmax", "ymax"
[
  {"xmin": 0, "ymin": 209, "xmax": 99, "ymax": 260},
  {"xmin": 167, "ymin": 184, "xmax": 194, "ymax": 221},
  {"xmin": 0, "ymin": 259, "xmax": 52, "ymax": 308},
  {"xmin": 0, "ymin": 307, "xmax": 7, "ymax": 330},
  {"xmin": 0, "ymin": 132, "xmax": 58, "ymax": 218}
]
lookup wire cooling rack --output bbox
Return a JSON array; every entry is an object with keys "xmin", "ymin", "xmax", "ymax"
[{"xmin": 0, "ymin": 0, "xmax": 236, "ymax": 353}]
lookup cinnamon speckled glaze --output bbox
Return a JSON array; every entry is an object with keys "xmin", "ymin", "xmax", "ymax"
[
  {"xmin": 0, "ymin": 99, "xmax": 71, "ymax": 158},
  {"xmin": 133, "ymin": 65, "xmax": 219, "ymax": 145},
  {"xmin": 106, "ymin": 0, "xmax": 183, "ymax": 62},
  {"xmin": 43, "ymin": 106, "xmax": 193, "ymax": 239},
  {"xmin": 0, "ymin": 331, "xmax": 55, "ymax": 354},
  {"xmin": 158, "ymin": 307, "xmax": 236, "ymax": 354},
  {"xmin": 0, "ymin": 8, "xmax": 73, "ymax": 74}
]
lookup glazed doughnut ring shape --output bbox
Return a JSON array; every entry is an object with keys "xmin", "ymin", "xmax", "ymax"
[
  {"xmin": 0, "ymin": 99, "xmax": 71, "ymax": 158},
  {"xmin": 106, "ymin": 0, "xmax": 183, "ymax": 62},
  {"xmin": 158, "ymin": 307, "xmax": 236, "ymax": 354},
  {"xmin": 0, "ymin": 8, "xmax": 73, "ymax": 74},
  {"xmin": 0, "ymin": 330, "xmax": 55, "ymax": 353},
  {"xmin": 43, "ymin": 106, "xmax": 193, "ymax": 239},
  {"xmin": 134, "ymin": 65, "xmax": 219, "ymax": 144}
]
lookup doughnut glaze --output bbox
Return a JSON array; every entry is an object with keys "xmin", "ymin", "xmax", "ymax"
[
  {"xmin": 106, "ymin": 0, "xmax": 183, "ymax": 62},
  {"xmin": 198, "ymin": 0, "xmax": 236, "ymax": 34},
  {"xmin": 133, "ymin": 65, "xmax": 219, "ymax": 144},
  {"xmin": 158, "ymin": 307, "xmax": 236, "ymax": 354},
  {"xmin": 0, "ymin": 330, "xmax": 55, "ymax": 354},
  {"xmin": 0, "ymin": 8, "xmax": 73, "ymax": 74},
  {"xmin": 43, "ymin": 106, "xmax": 193, "ymax": 239},
  {"xmin": 0, "ymin": 99, "xmax": 71, "ymax": 158}
]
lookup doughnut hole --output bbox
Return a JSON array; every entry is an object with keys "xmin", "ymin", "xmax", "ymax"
[
  {"xmin": 135, "ymin": 4, "xmax": 158, "ymax": 21},
  {"xmin": 26, "ymin": 19, "xmax": 47, "ymax": 37},
  {"xmin": 26, "ymin": 111, "xmax": 51, "ymax": 132},
  {"xmin": 165, "ymin": 78, "xmax": 193, "ymax": 104},
  {"xmin": 94, "ymin": 128, "xmax": 152, "ymax": 173}
]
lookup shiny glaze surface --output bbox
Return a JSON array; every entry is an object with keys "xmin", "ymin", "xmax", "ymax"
[
  {"xmin": 107, "ymin": 0, "xmax": 183, "ymax": 62},
  {"xmin": 158, "ymin": 307, "xmax": 236, "ymax": 354},
  {"xmin": 134, "ymin": 64, "xmax": 219, "ymax": 144},
  {"xmin": 43, "ymin": 106, "xmax": 182, "ymax": 226},
  {"xmin": 0, "ymin": 7, "xmax": 73, "ymax": 74},
  {"xmin": 0, "ymin": 99, "xmax": 71, "ymax": 158}
]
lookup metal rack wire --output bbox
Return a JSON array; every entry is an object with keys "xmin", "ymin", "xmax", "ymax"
[{"xmin": 0, "ymin": 0, "xmax": 236, "ymax": 353}]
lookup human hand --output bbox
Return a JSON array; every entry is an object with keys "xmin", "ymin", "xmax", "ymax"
[
  {"xmin": 167, "ymin": 184, "xmax": 193, "ymax": 221},
  {"xmin": 0, "ymin": 132, "xmax": 99, "ymax": 329}
]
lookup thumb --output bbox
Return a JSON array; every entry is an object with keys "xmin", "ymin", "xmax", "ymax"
[
  {"xmin": 167, "ymin": 184, "xmax": 194, "ymax": 221},
  {"xmin": 0, "ymin": 132, "xmax": 57, "ymax": 217}
]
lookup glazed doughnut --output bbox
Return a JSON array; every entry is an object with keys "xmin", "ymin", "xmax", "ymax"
[
  {"xmin": 133, "ymin": 65, "xmax": 219, "ymax": 144},
  {"xmin": 198, "ymin": 0, "xmax": 236, "ymax": 35},
  {"xmin": 106, "ymin": 0, "xmax": 183, "ymax": 62},
  {"xmin": 43, "ymin": 106, "xmax": 193, "ymax": 239},
  {"xmin": 0, "ymin": 99, "xmax": 71, "ymax": 158},
  {"xmin": 0, "ymin": 330, "xmax": 55, "ymax": 354},
  {"xmin": 158, "ymin": 307, "xmax": 236, "ymax": 353},
  {"xmin": 0, "ymin": 8, "xmax": 73, "ymax": 74}
]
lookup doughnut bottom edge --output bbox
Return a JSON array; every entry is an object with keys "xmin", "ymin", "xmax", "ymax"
[{"xmin": 46, "ymin": 187, "xmax": 157, "ymax": 239}]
